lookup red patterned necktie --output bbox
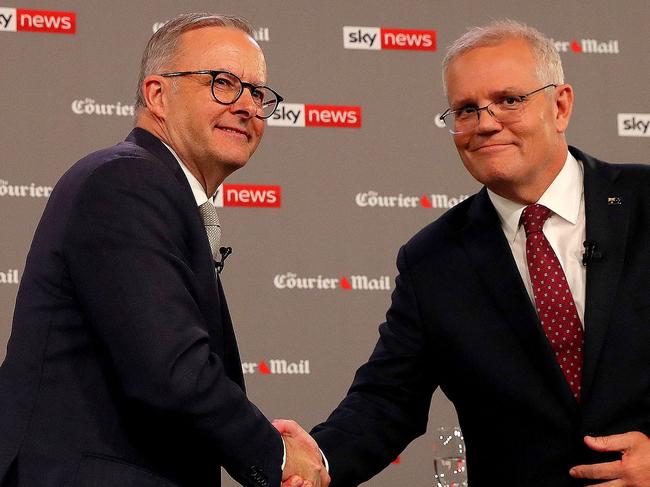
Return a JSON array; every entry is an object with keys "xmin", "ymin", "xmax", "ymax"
[{"xmin": 521, "ymin": 204, "xmax": 584, "ymax": 401}]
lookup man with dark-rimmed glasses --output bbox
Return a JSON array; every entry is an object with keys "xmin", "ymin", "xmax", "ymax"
[
  {"xmin": 282, "ymin": 19, "xmax": 650, "ymax": 487},
  {"xmin": 0, "ymin": 12, "xmax": 328, "ymax": 487}
]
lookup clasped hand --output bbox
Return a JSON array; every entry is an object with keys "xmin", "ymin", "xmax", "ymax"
[{"xmin": 274, "ymin": 419, "xmax": 330, "ymax": 487}]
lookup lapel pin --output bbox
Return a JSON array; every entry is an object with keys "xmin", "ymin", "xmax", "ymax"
[{"xmin": 607, "ymin": 196, "xmax": 622, "ymax": 206}]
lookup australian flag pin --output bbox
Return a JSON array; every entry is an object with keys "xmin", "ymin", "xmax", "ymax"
[{"xmin": 607, "ymin": 196, "xmax": 622, "ymax": 206}]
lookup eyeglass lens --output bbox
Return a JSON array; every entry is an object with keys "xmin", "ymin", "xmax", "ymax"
[{"xmin": 212, "ymin": 72, "xmax": 278, "ymax": 119}]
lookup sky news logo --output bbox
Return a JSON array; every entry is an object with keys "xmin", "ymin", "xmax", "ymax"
[
  {"xmin": 343, "ymin": 26, "xmax": 436, "ymax": 51},
  {"xmin": 269, "ymin": 103, "xmax": 361, "ymax": 128},
  {"xmin": 618, "ymin": 113, "xmax": 650, "ymax": 137},
  {"xmin": 215, "ymin": 184, "xmax": 281, "ymax": 208},
  {"xmin": 551, "ymin": 38, "xmax": 619, "ymax": 54},
  {"xmin": 0, "ymin": 7, "xmax": 75, "ymax": 34},
  {"xmin": 242, "ymin": 359, "xmax": 310, "ymax": 375}
]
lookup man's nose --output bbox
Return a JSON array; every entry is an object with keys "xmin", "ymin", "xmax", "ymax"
[
  {"xmin": 230, "ymin": 88, "xmax": 258, "ymax": 118},
  {"xmin": 475, "ymin": 106, "xmax": 502, "ymax": 133}
]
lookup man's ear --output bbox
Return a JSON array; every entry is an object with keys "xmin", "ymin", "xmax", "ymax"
[
  {"xmin": 141, "ymin": 75, "xmax": 167, "ymax": 119},
  {"xmin": 554, "ymin": 83, "xmax": 574, "ymax": 134}
]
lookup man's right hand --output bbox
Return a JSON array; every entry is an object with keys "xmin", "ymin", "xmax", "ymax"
[{"xmin": 273, "ymin": 419, "xmax": 330, "ymax": 487}]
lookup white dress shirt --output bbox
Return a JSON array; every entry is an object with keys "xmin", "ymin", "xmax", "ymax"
[{"xmin": 487, "ymin": 151, "xmax": 587, "ymax": 326}]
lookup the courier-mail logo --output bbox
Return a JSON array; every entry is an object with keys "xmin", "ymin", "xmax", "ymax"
[
  {"xmin": 343, "ymin": 26, "xmax": 436, "ymax": 51},
  {"xmin": 0, "ymin": 7, "xmax": 76, "ymax": 34},
  {"xmin": 618, "ymin": 113, "xmax": 650, "ymax": 137},
  {"xmin": 268, "ymin": 103, "xmax": 361, "ymax": 128}
]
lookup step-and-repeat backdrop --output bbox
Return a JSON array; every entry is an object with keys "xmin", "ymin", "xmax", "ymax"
[{"xmin": 1, "ymin": 1, "xmax": 648, "ymax": 485}]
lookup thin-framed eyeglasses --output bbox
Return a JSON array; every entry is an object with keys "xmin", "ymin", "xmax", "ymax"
[
  {"xmin": 439, "ymin": 84, "xmax": 557, "ymax": 135},
  {"xmin": 157, "ymin": 69, "xmax": 284, "ymax": 120}
]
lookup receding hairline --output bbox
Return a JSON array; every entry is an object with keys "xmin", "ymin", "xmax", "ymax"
[
  {"xmin": 135, "ymin": 13, "xmax": 261, "ymax": 110},
  {"xmin": 444, "ymin": 34, "xmax": 535, "ymax": 69},
  {"xmin": 441, "ymin": 20, "xmax": 564, "ymax": 96},
  {"xmin": 445, "ymin": 36, "xmax": 536, "ymax": 73},
  {"xmin": 166, "ymin": 25, "xmax": 263, "ymax": 70}
]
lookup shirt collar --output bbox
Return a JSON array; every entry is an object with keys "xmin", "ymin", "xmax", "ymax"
[
  {"xmin": 487, "ymin": 150, "xmax": 583, "ymax": 243},
  {"xmin": 161, "ymin": 141, "xmax": 217, "ymax": 207}
]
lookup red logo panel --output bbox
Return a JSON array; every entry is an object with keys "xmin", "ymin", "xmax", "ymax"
[
  {"xmin": 381, "ymin": 28, "xmax": 436, "ymax": 51},
  {"xmin": 222, "ymin": 184, "xmax": 281, "ymax": 208},
  {"xmin": 17, "ymin": 9, "xmax": 76, "ymax": 34},
  {"xmin": 305, "ymin": 105, "xmax": 362, "ymax": 128}
]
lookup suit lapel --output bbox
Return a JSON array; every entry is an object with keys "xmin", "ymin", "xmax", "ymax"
[
  {"xmin": 125, "ymin": 128, "xmax": 230, "ymax": 370},
  {"xmin": 574, "ymin": 147, "xmax": 630, "ymax": 401},
  {"xmin": 461, "ymin": 188, "xmax": 579, "ymax": 412},
  {"xmin": 217, "ymin": 281, "xmax": 246, "ymax": 390}
]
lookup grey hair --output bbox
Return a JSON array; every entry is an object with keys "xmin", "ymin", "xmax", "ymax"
[
  {"xmin": 135, "ymin": 13, "xmax": 256, "ymax": 110},
  {"xmin": 442, "ymin": 19, "xmax": 564, "ymax": 95}
]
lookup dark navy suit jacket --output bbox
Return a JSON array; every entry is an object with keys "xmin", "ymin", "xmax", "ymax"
[
  {"xmin": 312, "ymin": 147, "xmax": 650, "ymax": 486},
  {"xmin": 0, "ymin": 128, "xmax": 283, "ymax": 487}
]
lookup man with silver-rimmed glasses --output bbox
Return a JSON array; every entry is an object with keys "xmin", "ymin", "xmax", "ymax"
[
  {"xmin": 0, "ymin": 12, "xmax": 328, "ymax": 487},
  {"xmin": 277, "ymin": 19, "xmax": 650, "ymax": 487}
]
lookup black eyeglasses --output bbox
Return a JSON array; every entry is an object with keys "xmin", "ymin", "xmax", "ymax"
[
  {"xmin": 439, "ymin": 84, "xmax": 557, "ymax": 134},
  {"xmin": 157, "ymin": 69, "xmax": 283, "ymax": 120}
]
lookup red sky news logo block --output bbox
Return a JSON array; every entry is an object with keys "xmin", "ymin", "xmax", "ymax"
[
  {"xmin": 343, "ymin": 26, "xmax": 436, "ymax": 51},
  {"xmin": 268, "ymin": 103, "xmax": 362, "ymax": 128},
  {"xmin": 305, "ymin": 105, "xmax": 361, "ymax": 128},
  {"xmin": 0, "ymin": 7, "xmax": 76, "ymax": 34},
  {"xmin": 215, "ymin": 184, "xmax": 281, "ymax": 208},
  {"xmin": 381, "ymin": 28, "xmax": 436, "ymax": 50}
]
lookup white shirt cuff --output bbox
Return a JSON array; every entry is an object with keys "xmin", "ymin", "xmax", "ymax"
[
  {"xmin": 278, "ymin": 438, "xmax": 330, "ymax": 484},
  {"xmin": 320, "ymin": 448, "xmax": 330, "ymax": 473}
]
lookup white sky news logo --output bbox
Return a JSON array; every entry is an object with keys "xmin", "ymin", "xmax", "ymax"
[
  {"xmin": 0, "ymin": 7, "xmax": 75, "ymax": 34},
  {"xmin": 618, "ymin": 114, "xmax": 650, "ymax": 137},
  {"xmin": 215, "ymin": 184, "xmax": 281, "ymax": 208},
  {"xmin": 343, "ymin": 26, "xmax": 436, "ymax": 51},
  {"xmin": 268, "ymin": 103, "xmax": 361, "ymax": 128}
]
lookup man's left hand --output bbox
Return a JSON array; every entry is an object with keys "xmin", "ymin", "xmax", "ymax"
[{"xmin": 569, "ymin": 431, "xmax": 650, "ymax": 486}]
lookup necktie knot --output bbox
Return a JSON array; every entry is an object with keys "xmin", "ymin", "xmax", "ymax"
[
  {"xmin": 199, "ymin": 201, "xmax": 219, "ymax": 227},
  {"xmin": 521, "ymin": 204, "xmax": 552, "ymax": 237}
]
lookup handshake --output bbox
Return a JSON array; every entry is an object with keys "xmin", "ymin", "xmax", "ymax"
[{"xmin": 273, "ymin": 419, "xmax": 331, "ymax": 487}]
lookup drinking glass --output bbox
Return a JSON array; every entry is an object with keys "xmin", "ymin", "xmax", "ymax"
[{"xmin": 433, "ymin": 426, "xmax": 467, "ymax": 487}]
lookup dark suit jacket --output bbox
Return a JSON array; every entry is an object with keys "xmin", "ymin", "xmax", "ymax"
[
  {"xmin": 0, "ymin": 128, "xmax": 283, "ymax": 487},
  {"xmin": 312, "ymin": 147, "xmax": 650, "ymax": 486}
]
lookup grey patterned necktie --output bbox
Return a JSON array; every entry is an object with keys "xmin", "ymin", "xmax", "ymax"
[{"xmin": 198, "ymin": 201, "xmax": 221, "ymax": 263}]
